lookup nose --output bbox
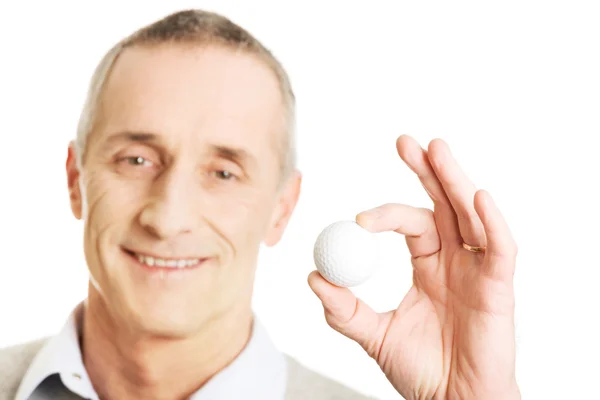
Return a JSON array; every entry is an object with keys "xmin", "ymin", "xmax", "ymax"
[{"xmin": 138, "ymin": 167, "xmax": 195, "ymax": 239}]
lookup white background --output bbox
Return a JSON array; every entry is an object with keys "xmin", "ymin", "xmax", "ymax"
[{"xmin": 1, "ymin": 1, "xmax": 599, "ymax": 399}]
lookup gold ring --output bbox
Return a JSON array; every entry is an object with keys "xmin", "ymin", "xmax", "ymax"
[{"xmin": 462, "ymin": 242, "xmax": 486, "ymax": 253}]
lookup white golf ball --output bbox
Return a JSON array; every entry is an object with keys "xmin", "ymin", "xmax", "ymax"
[{"xmin": 313, "ymin": 220, "xmax": 379, "ymax": 287}]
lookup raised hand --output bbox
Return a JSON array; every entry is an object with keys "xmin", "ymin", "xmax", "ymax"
[{"xmin": 308, "ymin": 135, "xmax": 520, "ymax": 400}]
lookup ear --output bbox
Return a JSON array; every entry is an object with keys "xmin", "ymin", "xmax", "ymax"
[
  {"xmin": 264, "ymin": 170, "xmax": 302, "ymax": 247},
  {"xmin": 66, "ymin": 142, "xmax": 83, "ymax": 220}
]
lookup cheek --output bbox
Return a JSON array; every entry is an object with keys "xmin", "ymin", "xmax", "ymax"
[
  {"xmin": 85, "ymin": 172, "xmax": 144, "ymax": 229},
  {"xmin": 207, "ymin": 186, "xmax": 276, "ymax": 250},
  {"xmin": 82, "ymin": 172, "xmax": 145, "ymax": 266}
]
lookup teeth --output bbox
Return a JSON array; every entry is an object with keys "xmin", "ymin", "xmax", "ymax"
[{"xmin": 135, "ymin": 253, "xmax": 201, "ymax": 269}]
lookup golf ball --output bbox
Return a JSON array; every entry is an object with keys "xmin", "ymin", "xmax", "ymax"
[{"xmin": 313, "ymin": 220, "xmax": 379, "ymax": 287}]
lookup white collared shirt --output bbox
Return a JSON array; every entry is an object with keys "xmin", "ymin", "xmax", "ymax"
[{"xmin": 14, "ymin": 304, "xmax": 288, "ymax": 400}]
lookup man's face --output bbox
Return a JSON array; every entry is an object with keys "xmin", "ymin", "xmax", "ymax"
[{"xmin": 66, "ymin": 45, "xmax": 300, "ymax": 337}]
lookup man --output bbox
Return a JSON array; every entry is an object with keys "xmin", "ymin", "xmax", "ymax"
[{"xmin": 0, "ymin": 9, "xmax": 520, "ymax": 400}]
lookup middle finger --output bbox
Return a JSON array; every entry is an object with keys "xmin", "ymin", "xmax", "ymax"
[
  {"xmin": 427, "ymin": 138, "xmax": 486, "ymax": 247},
  {"xmin": 396, "ymin": 135, "xmax": 462, "ymax": 245}
]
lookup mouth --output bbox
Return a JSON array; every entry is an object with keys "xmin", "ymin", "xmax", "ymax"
[{"xmin": 123, "ymin": 248, "xmax": 208, "ymax": 272}]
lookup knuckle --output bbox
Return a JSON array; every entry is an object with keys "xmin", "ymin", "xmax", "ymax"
[
  {"xmin": 324, "ymin": 312, "xmax": 346, "ymax": 332},
  {"xmin": 418, "ymin": 207, "xmax": 435, "ymax": 219},
  {"xmin": 380, "ymin": 202, "xmax": 399, "ymax": 211},
  {"xmin": 465, "ymin": 212, "xmax": 482, "ymax": 225}
]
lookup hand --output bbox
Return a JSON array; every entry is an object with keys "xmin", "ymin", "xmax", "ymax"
[{"xmin": 308, "ymin": 135, "xmax": 520, "ymax": 400}]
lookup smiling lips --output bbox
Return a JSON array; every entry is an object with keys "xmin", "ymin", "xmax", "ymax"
[{"xmin": 126, "ymin": 249, "xmax": 205, "ymax": 269}]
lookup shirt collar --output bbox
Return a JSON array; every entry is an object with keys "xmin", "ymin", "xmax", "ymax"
[
  {"xmin": 15, "ymin": 302, "xmax": 288, "ymax": 400},
  {"xmin": 15, "ymin": 302, "xmax": 96, "ymax": 400}
]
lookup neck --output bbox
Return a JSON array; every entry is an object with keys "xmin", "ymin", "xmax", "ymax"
[{"xmin": 81, "ymin": 288, "xmax": 253, "ymax": 400}]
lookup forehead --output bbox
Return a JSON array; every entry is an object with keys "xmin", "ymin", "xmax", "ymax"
[{"xmin": 93, "ymin": 44, "xmax": 285, "ymax": 154}]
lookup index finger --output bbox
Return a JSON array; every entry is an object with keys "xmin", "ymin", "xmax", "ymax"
[{"xmin": 356, "ymin": 203, "xmax": 441, "ymax": 258}]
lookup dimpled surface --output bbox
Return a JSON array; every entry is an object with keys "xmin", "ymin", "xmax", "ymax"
[{"xmin": 313, "ymin": 220, "xmax": 379, "ymax": 287}]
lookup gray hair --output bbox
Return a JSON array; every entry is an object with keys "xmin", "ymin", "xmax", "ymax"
[{"xmin": 75, "ymin": 9, "xmax": 297, "ymax": 180}]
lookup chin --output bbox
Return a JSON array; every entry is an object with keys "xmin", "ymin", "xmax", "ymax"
[
  {"xmin": 125, "ymin": 299, "xmax": 213, "ymax": 339},
  {"xmin": 137, "ymin": 319, "xmax": 199, "ymax": 339}
]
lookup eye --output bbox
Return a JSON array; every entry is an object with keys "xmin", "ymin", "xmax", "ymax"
[
  {"xmin": 214, "ymin": 170, "xmax": 236, "ymax": 180},
  {"xmin": 123, "ymin": 156, "xmax": 154, "ymax": 167}
]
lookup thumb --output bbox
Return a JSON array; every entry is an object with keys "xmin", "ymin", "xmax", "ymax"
[{"xmin": 308, "ymin": 270, "xmax": 384, "ymax": 359}]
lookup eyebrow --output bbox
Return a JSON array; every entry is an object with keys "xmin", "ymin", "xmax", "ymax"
[
  {"xmin": 210, "ymin": 144, "xmax": 256, "ymax": 168},
  {"xmin": 105, "ymin": 131, "xmax": 158, "ymax": 145},
  {"xmin": 103, "ymin": 131, "xmax": 257, "ymax": 167}
]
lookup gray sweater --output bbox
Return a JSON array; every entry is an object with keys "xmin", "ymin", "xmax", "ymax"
[{"xmin": 0, "ymin": 339, "xmax": 376, "ymax": 400}]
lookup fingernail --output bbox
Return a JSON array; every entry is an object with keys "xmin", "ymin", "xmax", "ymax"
[{"xmin": 360, "ymin": 208, "xmax": 382, "ymax": 219}]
